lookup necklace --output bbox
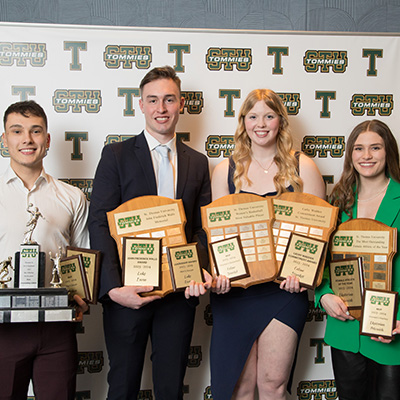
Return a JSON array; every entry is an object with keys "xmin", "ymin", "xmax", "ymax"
[
  {"xmin": 252, "ymin": 156, "xmax": 275, "ymax": 174},
  {"xmin": 357, "ymin": 179, "xmax": 390, "ymax": 202}
]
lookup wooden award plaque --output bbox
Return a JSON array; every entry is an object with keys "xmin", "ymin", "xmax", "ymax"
[
  {"xmin": 201, "ymin": 193, "xmax": 277, "ymax": 288},
  {"xmin": 107, "ymin": 195, "xmax": 187, "ymax": 297},
  {"xmin": 273, "ymin": 192, "xmax": 339, "ymax": 287},
  {"xmin": 330, "ymin": 218, "xmax": 397, "ymax": 320},
  {"xmin": 59, "ymin": 254, "xmax": 90, "ymax": 302},
  {"xmin": 66, "ymin": 247, "xmax": 101, "ymax": 304}
]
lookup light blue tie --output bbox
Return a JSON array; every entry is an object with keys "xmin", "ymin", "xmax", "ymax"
[{"xmin": 156, "ymin": 145, "xmax": 174, "ymax": 199}]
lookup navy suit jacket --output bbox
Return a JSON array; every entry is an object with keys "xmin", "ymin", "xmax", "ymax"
[{"xmin": 89, "ymin": 132, "xmax": 211, "ymax": 300}]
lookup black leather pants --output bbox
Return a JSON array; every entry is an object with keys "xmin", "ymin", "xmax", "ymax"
[{"xmin": 331, "ymin": 347, "xmax": 400, "ymax": 400}]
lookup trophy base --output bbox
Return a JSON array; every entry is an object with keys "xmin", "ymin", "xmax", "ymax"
[{"xmin": 0, "ymin": 288, "xmax": 76, "ymax": 323}]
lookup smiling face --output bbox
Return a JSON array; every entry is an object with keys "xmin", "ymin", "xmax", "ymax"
[
  {"xmin": 351, "ymin": 130, "xmax": 386, "ymax": 180},
  {"xmin": 2, "ymin": 112, "xmax": 50, "ymax": 177},
  {"xmin": 244, "ymin": 100, "xmax": 280, "ymax": 150},
  {"xmin": 139, "ymin": 78, "xmax": 184, "ymax": 143}
]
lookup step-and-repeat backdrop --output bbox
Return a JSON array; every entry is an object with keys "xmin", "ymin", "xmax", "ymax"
[{"xmin": 0, "ymin": 22, "xmax": 399, "ymax": 400}]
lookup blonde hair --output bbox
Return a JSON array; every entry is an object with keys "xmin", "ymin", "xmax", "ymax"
[{"xmin": 232, "ymin": 89, "xmax": 302, "ymax": 195}]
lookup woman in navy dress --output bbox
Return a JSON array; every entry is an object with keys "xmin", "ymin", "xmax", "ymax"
[{"xmin": 210, "ymin": 89, "xmax": 326, "ymax": 399}]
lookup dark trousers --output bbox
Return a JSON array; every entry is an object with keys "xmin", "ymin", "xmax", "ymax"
[
  {"xmin": 0, "ymin": 322, "xmax": 77, "ymax": 400},
  {"xmin": 331, "ymin": 347, "xmax": 400, "ymax": 400},
  {"xmin": 103, "ymin": 293, "xmax": 197, "ymax": 400}
]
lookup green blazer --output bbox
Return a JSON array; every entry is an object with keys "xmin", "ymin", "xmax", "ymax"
[{"xmin": 315, "ymin": 178, "xmax": 400, "ymax": 365}]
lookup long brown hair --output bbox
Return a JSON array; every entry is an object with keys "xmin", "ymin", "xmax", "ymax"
[
  {"xmin": 232, "ymin": 89, "xmax": 302, "ymax": 195},
  {"xmin": 330, "ymin": 119, "xmax": 400, "ymax": 218}
]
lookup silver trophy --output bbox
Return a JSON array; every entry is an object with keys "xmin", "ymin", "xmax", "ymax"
[
  {"xmin": 16, "ymin": 204, "xmax": 46, "ymax": 288},
  {"xmin": 0, "ymin": 257, "xmax": 13, "ymax": 288},
  {"xmin": 49, "ymin": 249, "xmax": 63, "ymax": 288},
  {"xmin": 23, "ymin": 203, "xmax": 44, "ymax": 245}
]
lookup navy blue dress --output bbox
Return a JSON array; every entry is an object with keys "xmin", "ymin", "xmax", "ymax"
[{"xmin": 210, "ymin": 157, "xmax": 309, "ymax": 400}]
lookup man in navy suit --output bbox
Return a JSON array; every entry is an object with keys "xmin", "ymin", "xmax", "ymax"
[{"xmin": 89, "ymin": 66, "xmax": 211, "ymax": 399}]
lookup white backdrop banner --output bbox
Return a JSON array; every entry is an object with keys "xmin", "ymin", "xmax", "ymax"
[{"xmin": 0, "ymin": 22, "xmax": 399, "ymax": 400}]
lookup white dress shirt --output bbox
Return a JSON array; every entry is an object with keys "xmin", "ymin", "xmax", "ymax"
[
  {"xmin": 144, "ymin": 130, "xmax": 177, "ymax": 197},
  {"xmin": 0, "ymin": 166, "xmax": 89, "ymax": 286}
]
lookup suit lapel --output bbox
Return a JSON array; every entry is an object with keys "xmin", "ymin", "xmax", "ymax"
[
  {"xmin": 134, "ymin": 132, "xmax": 157, "ymax": 194},
  {"xmin": 176, "ymin": 140, "xmax": 189, "ymax": 199},
  {"xmin": 375, "ymin": 179, "xmax": 400, "ymax": 227}
]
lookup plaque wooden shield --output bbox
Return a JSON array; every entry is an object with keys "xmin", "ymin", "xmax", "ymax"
[
  {"xmin": 201, "ymin": 193, "xmax": 277, "ymax": 288},
  {"xmin": 273, "ymin": 192, "xmax": 339, "ymax": 287},
  {"xmin": 330, "ymin": 218, "xmax": 397, "ymax": 320},
  {"xmin": 107, "ymin": 195, "xmax": 187, "ymax": 297}
]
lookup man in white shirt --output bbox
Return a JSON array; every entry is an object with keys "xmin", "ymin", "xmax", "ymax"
[{"xmin": 0, "ymin": 100, "xmax": 89, "ymax": 400}]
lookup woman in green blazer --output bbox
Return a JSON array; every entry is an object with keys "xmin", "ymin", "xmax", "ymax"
[{"xmin": 315, "ymin": 120, "xmax": 400, "ymax": 400}]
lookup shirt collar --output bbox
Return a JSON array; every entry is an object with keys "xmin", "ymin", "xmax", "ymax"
[
  {"xmin": 5, "ymin": 165, "xmax": 49, "ymax": 187},
  {"xmin": 143, "ymin": 130, "xmax": 176, "ymax": 155}
]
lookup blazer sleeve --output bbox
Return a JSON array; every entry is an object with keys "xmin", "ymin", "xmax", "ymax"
[
  {"xmin": 191, "ymin": 155, "xmax": 211, "ymax": 272},
  {"xmin": 89, "ymin": 144, "xmax": 123, "ymax": 300}
]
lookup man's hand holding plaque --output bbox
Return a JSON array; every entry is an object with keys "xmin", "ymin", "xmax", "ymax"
[
  {"xmin": 122, "ymin": 237, "xmax": 162, "ymax": 289},
  {"xmin": 108, "ymin": 195, "xmax": 208, "ymax": 298},
  {"xmin": 166, "ymin": 243, "xmax": 205, "ymax": 293}
]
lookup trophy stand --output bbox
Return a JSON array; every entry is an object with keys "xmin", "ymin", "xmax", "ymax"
[{"xmin": 0, "ymin": 205, "xmax": 75, "ymax": 323}]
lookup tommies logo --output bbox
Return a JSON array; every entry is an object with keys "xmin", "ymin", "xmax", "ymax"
[
  {"xmin": 206, "ymin": 48, "xmax": 252, "ymax": 71},
  {"xmin": 206, "ymin": 135, "xmax": 234, "ymax": 158},
  {"xmin": 217, "ymin": 243, "xmax": 235, "ymax": 253},
  {"xmin": 274, "ymin": 204, "xmax": 293, "ymax": 216},
  {"xmin": 351, "ymin": 94, "xmax": 394, "ymax": 116},
  {"xmin": 82, "ymin": 256, "xmax": 91, "ymax": 269},
  {"xmin": 181, "ymin": 91, "xmax": 204, "ymax": 114},
  {"xmin": 175, "ymin": 250, "xmax": 193, "ymax": 259},
  {"xmin": 295, "ymin": 240, "xmax": 318, "ymax": 254},
  {"xmin": 303, "ymin": 50, "xmax": 347, "ymax": 73},
  {"xmin": 0, "ymin": 139, "xmax": 9, "ymax": 157},
  {"xmin": 333, "ymin": 236, "xmax": 353, "ymax": 247},
  {"xmin": 131, "ymin": 243, "xmax": 154, "ymax": 255},
  {"xmin": 61, "ymin": 263, "xmax": 76, "ymax": 274},
  {"xmin": 21, "ymin": 248, "xmax": 38, "ymax": 258},
  {"xmin": 297, "ymin": 379, "xmax": 337, "ymax": 399},
  {"xmin": 103, "ymin": 45, "xmax": 152, "ymax": 69},
  {"xmin": 187, "ymin": 345, "xmax": 202, "ymax": 368},
  {"xmin": 77, "ymin": 351, "xmax": 104, "ymax": 374},
  {"xmin": 370, "ymin": 295, "xmax": 390, "ymax": 306},
  {"xmin": 138, "ymin": 390, "xmax": 153, "ymax": 400},
  {"xmin": 335, "ymin": 264, "xmax": 354, "ymax": 276},
  {"xmin": 118, "ymin": 215, "xmax": 141, "ymax": 229},
  {"xmin": 277, "ymin": 93, "xmax": 301, "ymax": 115},
  {"xmin": 105, "ymin": 134, "xmax": 135, "ymax": 146},
  {"xmin": 0, "ymin": 42, "xmax": 47, "ymax": 66},
  {"xmin": 209, "ymin": 211, "xmax": 231, "ymax": 222},
  {"xmin": 60, "ymin": 179, "xmax": 93, "ymax": 202},
  {"xmin": 53, "ymin": 90, "xmax": 102, "ymax": 113},
  {"xmin": 302, "ymin": 136, "xmax": 345, "ymax": 158}
]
